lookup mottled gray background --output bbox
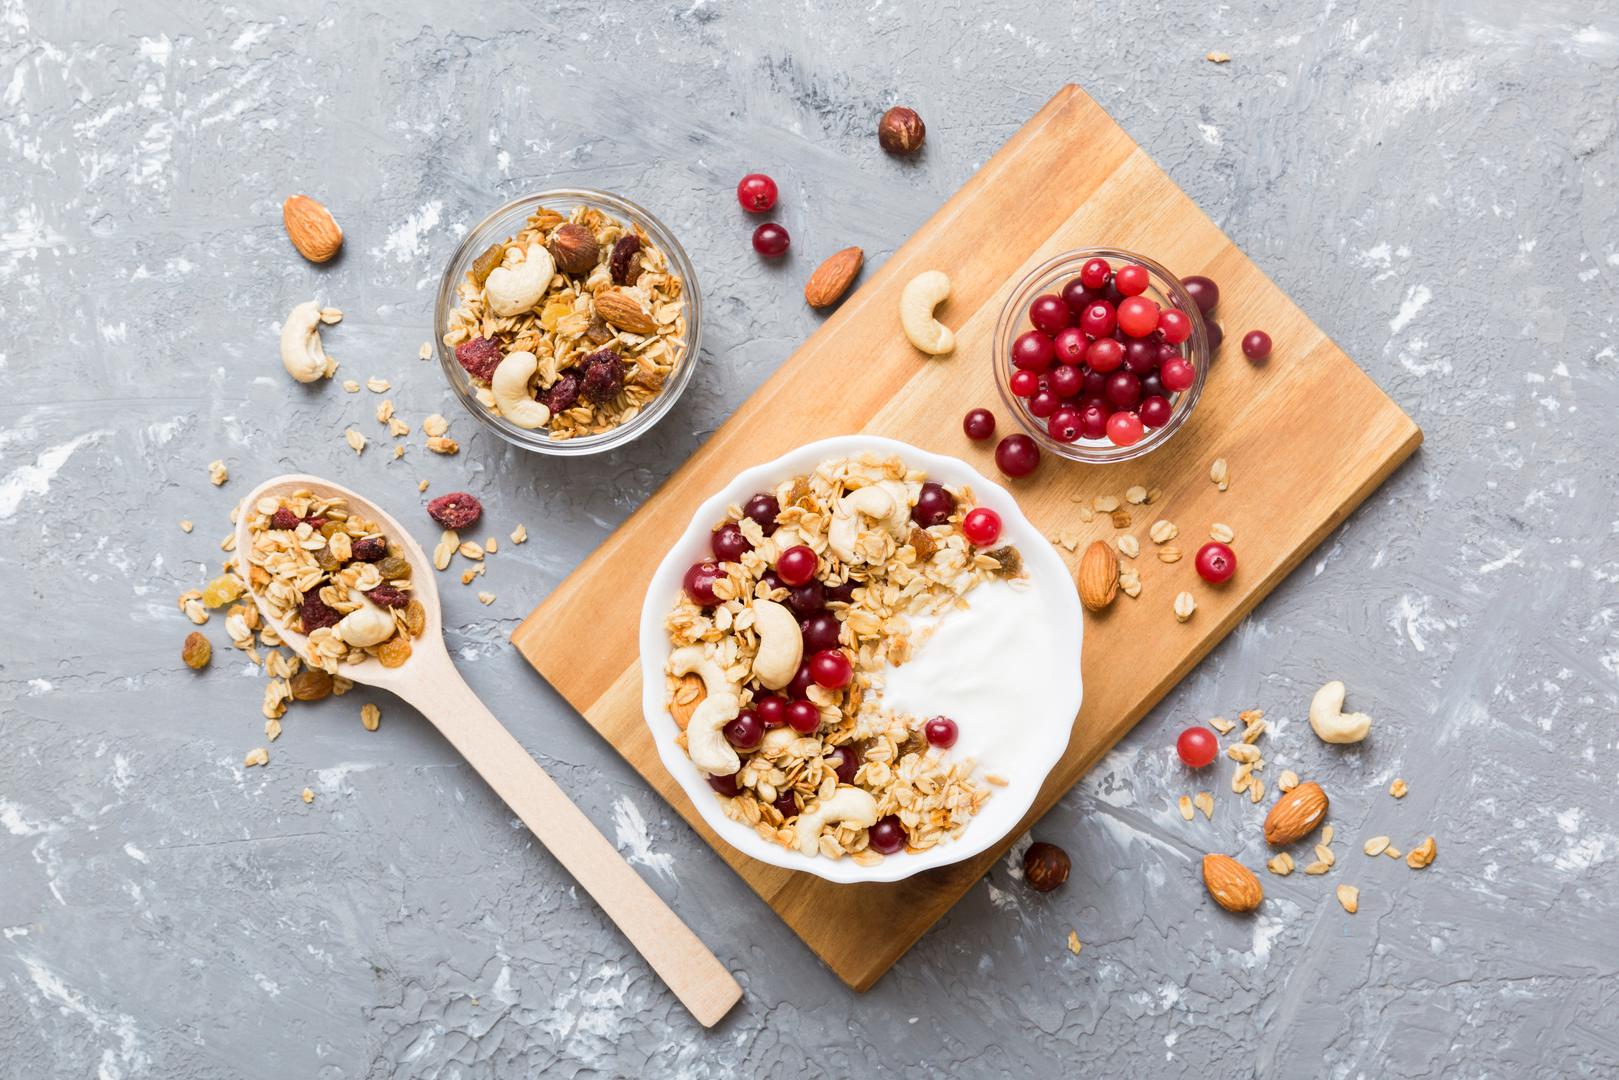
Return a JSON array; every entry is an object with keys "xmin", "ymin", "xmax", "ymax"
[{"xmin": 3, "ymin": 1, "xmax": 1617, "ymax": 1077}]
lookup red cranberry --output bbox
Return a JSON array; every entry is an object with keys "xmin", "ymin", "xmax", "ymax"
[
  {"xmin": 1161, "ymin": 357, "xmax": 1196, "ymax": 393},
  {"xmin": 1156, "ymin": 341, "xmax": 1181, "ymax": 365},
  {"xmin": 1123, "ymin": 338, "xmax": 1159, "ymax": 375},
  {"xmin": 1086, "ymin": 337, "xmax": 1124, "ymax": 373},
  {"xmin": 1011, "ymin": 330, "xmax": 1055, "ymax": 372},
  {"xmin": 773, "ymin": 790, "xmax": 800, "ymax": 818},
  {"xmin": 1105, "ymin": 371, "xmax": 1142, "ymax": 409},
  {"xmin": 736, "ymin": 173, "xmax": 778, "ymax": 213},
  {"xmin": 707, "ymin": 772, "xmax": 741, "ymax": 797},
  {"xmin": 1079, "ymin": 300, "xmax": 1117, "ymax": 338},
  {"xmin": 1106, "ymin": 411, "xmax": 1144, "ymax": 447},
  {"xmin": 760, "ymin": 570, "xmax": 783, "ymax": 593},
  {"xmin": 1116, "ymin": 295, "xmax": 1160, "ymax": 338},
  {"xmin": 995, "ymin": 434, "xmax": 1040, "ymax": 478},
  {"xmin": 1079, "ymin": 403, "xmax": 1109, "ymax": 439},
  {"xmin": 711, "ymin": 522, "xmax": 752, "ymax": 562},
  {"xmin": 962, "ymin": 507, "xmax": 1001, "ymax": 546},
  {"xmin": 1009, "ymin": 369, "xmax": 1040, "ymax": 397},
  {"xmin": 1139, "ymin": 395, "xmax": 1173, "ymax": 429},
  {"xmin": 683, "ymin": 562, "xmax": 725, "ymax": 605},
  {"xmin": 1181, "ymin": 274, "xmax": 1219, "ymax": 315},
  {"xmin": 786, "ymin": 699, "xmax": 821, "ymax": 734},
  {"xmin": 963, "ymin": 408, "xmax": 996, "ymax": 441},
  {"xmin": 1206, "ymin": 321, "xmax": 1224, "ymax": 352},
  {"xmin": 751, "ymin": 222, "xmax": 790, "ymax": 257},
  {"xmin": 800, "ymin": 612, "xmax": 842, "ymax": 653},
  {"xmin": 785, "ymin": 580, "xmax": 824, "ymax": 616},
  {"xmin": 1139, "ymin": 372, "xmax": 1167, "ymax": 400},
  {"xmin": 824, "ymin": 580, "xmax": 857, "ymax": 604},
  {"xmin": 826, "ymin": 746, "xmax": 859, "ymax": 784},
  {"xmin": 913, "ymin": 481, "xmax": 957, "ymax": 527},
  {"xmin": 1053, "ymin": 326, "xmax": 1089, "ymax": 365},
  {"xmin": 1114, "ymin": 263, "xmax": 1150, "ymax": 296},
  {"xmin": 776, "ymin": 545, "xmax": 817, "ymax": 586},
  {"xmin": 1195, "ymin": 541, "xmax": 1237, "ymax": 583},
  {"xmin": 743, "ymin": 493, "xmax": 780, "ymax": 535},
  {"xmin": 1081, "ymin": 368, "xmax": 1109, "ymax": 399},
  {"xmin": 756, "ymin": 695, "xmax": 788, "ymax": 728},
  {"xmin": 1048, "ymin": 407, "xmax": 1082, "ymax": 443},
  {"xmin": 1061, "ymin": 278, "xmax": 1101, "ymax": 314},
  {"xmin": 1102, "ymin": 278, "xmax": 1126, "ymax": 306},
  {"xmin": 1078, "ymin": 257, "xmax": 1111, "ymax": 289},
  {"xmin": 1048, "ymin": 364, "xmax": 1082, "ymax": 398},
  {"xmin": 869, "ymin": 815, "xmax": 907, "ymax": 855},
  {"xmin": 924, "ymin": 715, "xmax": 959, "ymax": 748},
  {"xmin": 723, "ymin": 709, "xmax": 764, "ymax": 750},
  {"xmin": 1242, "ymin": 329, "xmax": 1273, "ymax": 361},
  {"xmin": 788, "ymin": 660, "xmax": 817, "ymax": 699},
  {"xmin": 1176, "ymin": 726, "xmax": 1218, "ymax": 768},
  {"xmin": 1028, "ymin": 294, "xmax": 1071, "ymax": 335},
  {"xmin": 1028, "ymin": 390, "xmax": 1060, "ymax": 419},
  {"xmin": 810, "ymin": 649, "xmax": 853, "ymax": 689},
  {"xmin": 1158, "ymin": 308, "xmax": 1192, "ymax": 345}
]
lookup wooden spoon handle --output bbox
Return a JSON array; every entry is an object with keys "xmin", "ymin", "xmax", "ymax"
[{"xmin": 406, "ymin": 666, "xmax": 741, "ymax": 1027}]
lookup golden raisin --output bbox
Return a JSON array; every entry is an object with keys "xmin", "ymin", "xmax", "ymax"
[
  {"xmin": 288, "ymin": 669, "xmax": 333, "ymax": 702},
  {"xmin": 320, "ymin": 519, "xmax": 346, "ymax": 538},
  {"xmin": 375, "ymin": 634, "xmax": 412, "ymax": 668},
  {"xmin": 403, "ymin": 599, "xmax": 426, "ymax": 637},
  {"xmin": 181, "ymin": 631, "xmax": 212, "ymax": 670},
  {"xmin": 376, "ymin": 555, "xmax": 411, "ymax": 581},
  {"xmin": 470, "ymin": 242, "xmax": 505, "ymax": 287},
  {"xmin": 200, "ymin": 574, "xmax": 244, "ymax": 608}
]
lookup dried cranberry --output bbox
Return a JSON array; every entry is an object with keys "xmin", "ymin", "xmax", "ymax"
[
  {"xmin": 303, "ymin": 517, "xmax": 327, "ymax": 530},
  {"xmin": 580, "ymin": 349, "xmax": 626, "ymax": 404},
  {"xmin": 454, "ymin": 337, "xmax": 503, "ymax": 382},
  {"xmin": 368, "ymin": 585, "xmax": 411, "ymax": 609},
  {"xmin": 609, "ymin": 234, "xmax": 642, "ymax": 285},
  {"xmin": 350, "ymin": 536, "xmax": 388, "ymax": 562},
  {"xmin": 299, "ymin": 593, "xmax": 341, "ymax": 632},
  {"xmin": 541, "ymin": 371, "xmax": 582, "ymax": 414},
  {"xmin": 269, "ymin": 507, "xmax": 300, "ymax": 531},
  {"xmin": 426, "ymin": 492, "xmax": 483, "ymax": 530}
]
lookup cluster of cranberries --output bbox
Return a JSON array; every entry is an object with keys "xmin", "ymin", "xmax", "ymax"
[{"xmin": 736, "ymin": 173, "xmax": 790, "ymax": 257}]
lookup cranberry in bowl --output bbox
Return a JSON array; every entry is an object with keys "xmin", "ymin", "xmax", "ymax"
[{"xmin": 994, "ymin": 248, "xmax": 1210, "ymax": 464}]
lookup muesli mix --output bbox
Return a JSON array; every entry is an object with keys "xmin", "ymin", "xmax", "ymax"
[
  {"xmin": 442, "ymin": 203, "xmax": 686, "ymax": 440},
  {"xmin": 662, "ymin": 452, "xmax": 1025, "ymax": 864}
]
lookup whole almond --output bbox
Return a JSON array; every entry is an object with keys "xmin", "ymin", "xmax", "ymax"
[
  {"xmin": 804, "ymin": 246, "xmax": 864, "ymax": 308},
  {"xmin": 1263, "ymin": 780, "xmax": 1329, "ymax": 846},
  {"xmin": 282, "ymin": 194, "xmax": 343, "ymax": 263},
  {"xmin": 1202, "ymin": 853, "xmax": 1263, "ymax": 913},
  {"xmin": 594, "ymin": 289, "xmax": 657, "ymax": 335},
  {"xmin": 1077, "ymin": 540, "xmax": 1119, "ymax": 612},
  {"xmin": 668, "ymin": 673, "xmax": 706, "ymax": 730}
]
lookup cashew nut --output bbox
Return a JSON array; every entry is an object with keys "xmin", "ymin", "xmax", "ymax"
[
  {"xmin": 760, "ymin": 727, "xmax": 798, "ymax": 755},
  {"xmin": 279, "ymin": 300, "xmax": 332, "ymax": 383},
  {"xmin": 899, "ymin": 270, "xmax": 955, "ymax": 355},
  {"xmin": 827, "ymin": 482, "xmax": 914, "ymax": 565},
  {"xmin": 1309, "ymin": 680, "xmax": 1373, "ymax": 744},
  {"xmin": 748, "ymin": 599, "xmax": 803, "ymax": 690},
  {"xmin": 489, "ymin": 350, "xmax": 551, "ymax": 430},
  {"xmin": 484, "ymin": 243, "xmax": 556, "ymax": 317},
  {"xmin": 334, "ymin": 592, "xmax": 395, "ymax": 648},
  {"xmin": 794, "ymin": 787, "xmax": 879, "ymax": 856},
  {"xmin": 668, "ymin": 646, "xmax": 741, "ymax": 775}
]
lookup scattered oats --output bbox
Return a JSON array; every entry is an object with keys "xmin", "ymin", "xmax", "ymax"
[
  {"xmin": 1231, "ymin": 762, "xmax": 1253, "ymax": 794},
  {"xmin": 1363, "ymin": 836, "xmax": 1391, "ymax": 857},
  {"xmin": 510, "ymin": 523, "xmax": 528, "ymax": 545},
  {"xmin": 1149, "ymin": 519, "xmax": 1179, "ymax": 544},
  {"xmin": 419, "ymin": 479, "xmax": 430, "ymax": 493},
  {"xmin": 459, "ymin": 541, "xmax": 485, "ymax": 561},
  {"xmin": 1210, "ymin": 522, "xmax": 1235, "ymax": 543},
  {"xmin": 208, "ymin": 460, "xmax": 229, "ymax": 486},
  {"xmin": 1125, "ymin": 485, "xmax": 1148, "ymax": 505},
  {"xmin": 1207, "ymin": 50, "xmax": 1231, "ymax": 63},
  {"xmin": 344, "ymin": 428, "xmax": 366, "ymax": 454},
  {"xmin": 179, "ymin": 519, "xmax": 193, "ymax": 533},
  {"xmin": 1157, "ymin": 545, "xmax": 1182, "ymax": 563},
  {"xmin": 1303, "ymin": 860, "xmax": 1331, "ymax": 875},
  {"xmin": 1210, "ymin": 458, "xmax": 1229, "ymax": 491},
  {"xmin": 244, "ymin": 747, "xmax": 269, "ymax": 768},
  {"xmin": 1278, "ymin": 769, "xmax": 1299, "ymax": 791},
  {"xmin": 1406, "ymin": 836, "xmax": 1437, "ymax": 869},
  {"xmin": 1178, "ymin": 795, "xmax": 1195, "ymax": 821},
  {"xmin": 1240, "ymin": 710, "xmax": 1267, "ymax": 743},
  {"xmin": 484, "ymin": 537, "xmax": 497, "ymax": 555},
  {"xmin": 1389, "ymin": 778, "xmax": 1408, "ymax": 798},
  {"xmin": 1193, "ymin": 792, "xmax": 1214, "ymax": 819},
  {"xmin": 985, "ymin": 773, "xmax": 1009, "ymax": 787},
  {"xmin": 1173, "ymin": 590, "xmax": 1196, "ymax": 622},
  {"xmin": 477, "ymin": 591, "xmax": 496, "ymax": 606},
  {"xmin": 360, "ymin": 702, "xmax": 381, "ymax": 732},
  {"xmin": 1322, "ymin": 825, "xmax": 1334, "ymax": 846},
  {"xmin": 1209, "ymin": 715, "xmax": 1235, "ymax": 735},
  {"xmin": 265, "ymin": 716, "xmax": 282, "ymax": 742},
  {"xmin": 318, "ymin": 306, "xmax": 343, "ymax": 325},
  {"xmin": 184, "ymin": 598, "xmax": 209, "ymax": 625},
  {"xmin": 1249, "ymin": 778, "xmax": 1265, "ymax": 803},
  {"xmin": 1267, "ymin": 853, "xmax": 1294, "ymax": 876},
  {"xmin": 1117, "ymin": 535, "xmax": 1140, "ymax": 559},
  {"xmin": 366, "ymin": 377, "xmax": 391, "ymax": 393},
  {"xmin": 1067, "ymin": 931, "xmax": 1082, "ymax": 956},
  {"xmin": 1110, "ymin": 509, "xmax": 1132, "ymax": 530},
  {"xmin": 1075, "ymin": 505, "xmax": 1095, "ymax": 523},
  {"xmin": 376, "ymin": 399, "xmax": 395, "ymax": 424},
  {"xmin": 220, "ymin": 532, "xmax": 236, "ymax": 552},
  {"xmin": 1336, "ymin": 884, "xmax": 1359, "ymax": 913},
  {"xmin": 388, "ymin": 417, "xmax": 410, "ymax": 437},
  {"xmin": 1314, "ymin": 843, "xmax": 1336, "ymax": 867},
  {"xmin": 1227, "ymin": 743, "xmax": 1261, "ymax": 764},
  {"xmin": 1385, "ymin": 845, "xmax": 1403, "ymax": 859},
  {"xmin": 1051, "ymin": 529, "xmax": 1081, "ymax": 552},
  {"xmin": 1094, "ymin": 494, "xmax": 1121, "ymax": 513},
  {"xmin": 301, "ymin": 787, "xmax": 315, "ymax": 804},
  {"xmin": 418, "ymin": 341, "xmax": 433, "ymax": 361},
  {"xmin": 422, "ymin": 414, "xmax": 449, "ymax": 437},
  {"xmin": 1119, "ymin": 567, "xmax": 1142, "ymax": 598},
  {"xmin": 392, "ymin": 445, "xmax": 405, "ymax": 460},
  {"xmin": 1146, "ymin": 487, "xmax": 1163, "ymax": 504},
  {"xmin": 460, "ymin": 565, "xmax": 486, "ymax": 585},
  {"xmin": 427, "ymin": 435, "xmax": 459, "ymax": 455}
]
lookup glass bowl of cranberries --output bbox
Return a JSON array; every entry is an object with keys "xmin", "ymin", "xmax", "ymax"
[
  {"xmin": 993, "ymin": 248, "xmax": 1211, "ymax": 464},
  {"xmin": 435, "ymin": 188, "xmax": 702, "ymax": 456}
]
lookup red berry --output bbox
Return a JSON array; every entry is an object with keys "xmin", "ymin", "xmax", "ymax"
[
  {"xmin": 723, "ymin": 709, "xmax": 764, "ymax": 750},
  {"xmin": 788, "ymin": 660, "xmax": 817, "ymax": 699},
  {"xmin": 1028, "ymin": 389, "xmax": 1060, "ymax": 418},
  {"xmin": 736, "ymin": 173, "xmax": 778, "ymax": 213},
  {"xmin": 1161, "ymin": 357, "xmax": 1196, "ymax": 393},
  {"xmin": 368, "ymin": 584, "xmax": 411, "ymax": 608},
  {"xmin": 785, "ymin": 580, "xmax": 824, "ymax": 616},
  {"xmin": 755, "ymin": 696, "xmax": 787, "ymax": 728},
  {"xmin": 711, "ymin": 522, "xmax": 752, "ymax": 562},
  {"xmin": 1242, "ymin": 329, "xmax": 1273, "ymax": 361},
  {"xmin": 1061, "ymin": 278, "xmax": 1101, "ymax": 314},
  {"xmin": 1079, "ymin": 300, "xmax": 1116, "ymax": 338},
  {"xmin": 269, "ymin": 507, "xmax": 300, "ymax": 531},
  {"xmin": 744, "ymin": 492, "xmax": 781, "ymax": 535},
  {"xmin": 995, "ymin": 434, "xmax": 1041, "ymax": 478},
  {"xmin": 869, "ymin": 815, "xmax": 907, "ymax": 854},
  {"xmin": 1176, "ymin": 726, "xmax": 1218, "ymax": 768},
  {"xmin": 827, "ymin": 746, "xmax": 859, "ymax": 784},
  {"xmin": 1048, "ymin": 407, "xmax": 1082, "ymax": 443},
  {"xmin": 962, "ymin": 507, "xmax": 1002, "ymax": 546},
  {"xmin": 1139, "ymin": 395, "xmax": 1173, "ymax": 429},
  {"xmin": 774, "ymin": 790, "xmax": 800, "ymax": 818},
  {"xmin": 1181, "ymin": 275, "xmax": 1219, "ymax": 315},
  {"xmin": 426, "ymin": 491, "xmax": 483, "ymax": 530},
  {"xmin": 1106, "ymin": 411, "xmax": 1144, "ymax": 447},
  {"xmin": 1010, "ymin": 369, "xmax": 1040, "ymax": 397},
  {"xmin": 1105, "ymin": 371, "xmax": 1141, "ymax": 409},
  {"xmin": 1207, "ymin": 321, "xmax": 1224, "ymax": 352},
  {"xmin": 683, "ymin": 561, "xmax": 725, "ymax": 605},
  {"xmin": 1079, "ymin": 257, "xmax": 1111, "ymax": 289},
  {"xmin": 1079, "ymin": 403, "xmax": 1109, "ymax": 439},
  {"xmin": 1028, "ymin": 294, "xmax": 1071, "ymax": 335},
  {"xmin": 1158, "ymin": 308, "xmax": 1192, "ymax": 344},
  {"xmin": 799, "ymin": 612, "xmax": 841, "ymax": 653},
  {"xmin": 1116, "ymin": 295, "xmax": 1160, "ymax": 338},
  {"xmin": 707, "ymin": 771, "xmax": 741, "ymax": 797},
  {"xmin": 299, "ymin": 593, "xmax": 341, "ymax": 632},
  {"xmin": 776, "ymin": 545, "xmax": 817, "ymax": 586},
  {"xmin": 912, "ymin": 481, "xmax": 956, "ymax": 527},
  {"xmin": 963, "ymin": 408, "xmax": 996, "ymax": 440},
  {"xmin": 810, "ymin": 649, "xmax": 853, "ymax": 689},
  {"xmin": 752, "ymin": 222, "xmax": 790, "ymax": 257},
  {"xmin": 786, "ymin": 699, "xmax": 821, "ymax": 734},
  {"xmin": 1195, "ymin": 541, "xmax": 1237, "ymax": 584},
  {"xmin": 1053, "ymin": 326, "xmax": 1088, "ymax": 365},
  {"xmin": 924, "ymin": 715, "xmax": 959, "ymax": 748},
  {"xmin": 453, "ymin": 337, "xmax": 503, "ymax": 381},
  {"xmin": 1086, "ymin": 337, "xmax": 1124, "ymax": 373},
  {"xmin": 1011, "ymin": 330, "xmax": 1055, "ymax": 372},
  {"xmin": 1047, "ymin": 363, "xmax": 1082, "ymax": 398},
  {"xmin": 1114, "ymin": 263, "xmax": 1150, "ymax": 296}
]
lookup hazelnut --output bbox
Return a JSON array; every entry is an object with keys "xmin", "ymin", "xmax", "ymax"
[
  {"xmin": 181, "ymin": 631, "xmax": 212, "ymax": 670},
  {"xmin": 547, "ymin": 223, "xmax": 600, "ymax": 276},
  {"xmin": 1022, "ymin": 841, "xmax": 1071, "ymax": 892},
  {"xmin": 878, "ymin": 106, "xmax": 926, "ymax": 154}
]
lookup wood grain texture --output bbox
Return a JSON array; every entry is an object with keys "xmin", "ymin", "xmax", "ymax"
[{"xmin": 512, "ymin": 85, "xmax": 1421, "ymax": 991}]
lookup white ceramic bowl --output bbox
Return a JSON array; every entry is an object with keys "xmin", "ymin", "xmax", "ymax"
[{"xmin": 637, "ymin": 435, "xmax": 1083, "ymax": 884}]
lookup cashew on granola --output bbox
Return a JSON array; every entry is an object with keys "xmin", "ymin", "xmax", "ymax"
[
  {"xmin": 749, "ymin": 598, "xmax": 802, "ymax": 690},
  {"xmin": 335, "ymin": 592, "xmax": 395, "ymax": 648},
  {"xmin": 827, "ymin": 481, "xmax": 915, "ymax": 564},
  {"xmin": 668, "ymin": 645, "xmax": 741, "ymax": 776},
  {"xmin": 490, "ymin": 350, "xmax": 551, "ymax": 430},
  {"xmin": 279, "ymin": 300, "xmax": 330, "ymax": 383},
  {"xmin": 1309, "ymin": 680, "xmax": 1373, "ymax": 744},
  {"xmin": 483, "ymin": 243, "xmax": 556, "ymax": 317},
  {"xmin": 794, "ymin": 787, "xmax": 880, "ymax": 855}
]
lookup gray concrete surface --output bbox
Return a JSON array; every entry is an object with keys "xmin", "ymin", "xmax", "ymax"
[{"xmin": 3, "ymin": 2, "xmax": 1618, "ymax": 1077}]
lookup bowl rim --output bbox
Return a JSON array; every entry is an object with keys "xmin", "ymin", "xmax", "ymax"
[
  {"xmin": 636, "ymin": 434, "xmax": 1083, "ymax": 885},
  {"xmin": 433, "ymin": 188, "xmax": 702, "ymax": 457},
  {"xmin": 993, "ymin": 246, "xmax": 1209, "ymax": 464}
]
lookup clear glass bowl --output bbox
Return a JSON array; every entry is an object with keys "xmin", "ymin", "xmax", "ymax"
[
  {"xmin": 993, "ymin": 247, "xmax": 1209, "ymax": 464},
  {"xmin": 433, "ymin": 189, "xmax": 702, "ymax": 456}
]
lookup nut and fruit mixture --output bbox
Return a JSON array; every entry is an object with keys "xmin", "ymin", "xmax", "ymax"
[
  {"xmin": 442, "ymin": 204, "xmax": 686, "ymax": 440},
  {"xmin": 241, "ymin": 490, "xmax": 426, "ymax": 672},
  {"xmin": 662, "ymin": 453, "xmax": 1026, "ymax": 864}
]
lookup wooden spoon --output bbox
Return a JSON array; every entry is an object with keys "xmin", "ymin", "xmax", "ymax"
[{"xmin": 234, "ymin": 474, "xmax": 741, "ymax": 1027}]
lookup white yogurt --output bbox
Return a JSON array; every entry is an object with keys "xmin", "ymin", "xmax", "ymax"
[{"xmin": 872, "ymin": 578, "xmax": 1074, "ymax": 776}]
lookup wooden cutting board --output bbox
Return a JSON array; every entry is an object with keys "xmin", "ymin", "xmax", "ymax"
[{"xmin": 512, "ymin": 84, "xmax": 1420, "ymax": 991}]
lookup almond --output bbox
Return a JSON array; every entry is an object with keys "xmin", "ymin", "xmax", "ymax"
[
  {"xmin": 668, "ymin": 674, "xmax": 706, "ymax": 731},
  {"xmin": 594, "ymin": 289, "xmax": 656, "ymax": 335},
  {"xmin": 1077, "ymin": 540, "xmax": 1119, "ymax": 612},
  {"xmin": 1202, "ymin": 853, "xmax": 1263, "ymax": 913},
  {"xmin": 804, "ymin": 246, "xmax": 864, "ymax": 308},
  {"xmin": 1263, "ymin": 780, "xmax": 1329, "ymax": 846},
  {"xmin": 282, "ymin": 194, "xmax": 343, "ymax": 263}
]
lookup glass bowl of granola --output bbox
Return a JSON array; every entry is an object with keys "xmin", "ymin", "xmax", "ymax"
[
  {"xmin": 638, "ymin": 436, "xmax": 1083, "ymax": 884},
  {"xmin": 436, "ymin": 190, "xmax": 699, "ymax": 455}
]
